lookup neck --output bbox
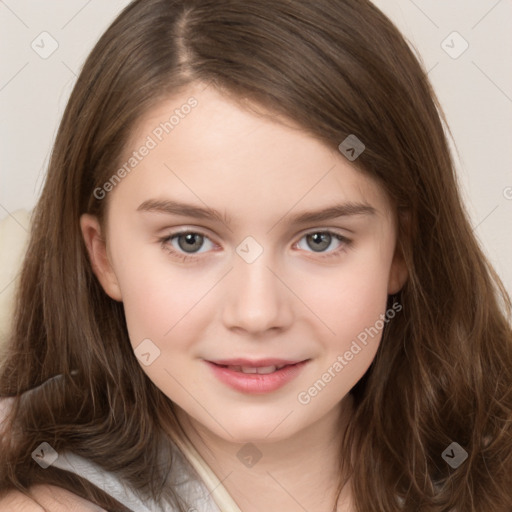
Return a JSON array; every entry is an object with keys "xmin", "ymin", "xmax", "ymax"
[{"xmin": 174, "ymin": 394, "xmax": 355, "ymax": 512}]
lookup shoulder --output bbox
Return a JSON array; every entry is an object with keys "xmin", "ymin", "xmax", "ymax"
[
  {"xmin": 0, "ymin": 489, "xmax": 46, "ymax": 511},
  {"xmin": 0, "ymin": 485, "xmax": 106, "ymax": 511}
]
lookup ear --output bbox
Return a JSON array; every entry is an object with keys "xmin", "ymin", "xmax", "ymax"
[
  {"xmin": 387, "ymin": 245, "xmax": 408, "ymax": 294},
  {"xmin": 387, "ymin": 211, "xmax": 409, "ymax": 294},
  {"xmin": 80, "ymin": 213, "xmax": 123, "ymax": 301}
]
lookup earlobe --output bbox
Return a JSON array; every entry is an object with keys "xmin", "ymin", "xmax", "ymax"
[{"xmin": 80, "ymin": 214, "xmax": 123, "ymax": 301}]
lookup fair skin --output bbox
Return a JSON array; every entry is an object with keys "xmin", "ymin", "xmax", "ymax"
[
  {"xmin": 78, "ymin": 83, "xmax": 407, "ymax": 511},
  {"xmin": 0, "ymin": 484, "xmax": 106, "ymax": 511}
]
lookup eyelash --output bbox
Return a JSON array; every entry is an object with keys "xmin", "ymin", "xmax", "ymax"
[{"xmin": 158, "ymin": 229, "xmax": 352, "ymax": 263}]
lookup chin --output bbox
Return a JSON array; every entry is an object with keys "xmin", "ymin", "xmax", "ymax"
[{"xmin": 211, "ymin": 413, "xmax": 302, "ymax": 444}]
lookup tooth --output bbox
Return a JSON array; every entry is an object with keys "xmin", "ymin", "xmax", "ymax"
[
  {"xmin": 255, "ymin": 366, "xmax": 277, "ymax": 374},
  {"xmin": 240, "ymin": 367, "xmax": 258, "ymax": 374},
  {"xmin": 226, "ymin": 365, "xmax": 282, "ymax": 374}
]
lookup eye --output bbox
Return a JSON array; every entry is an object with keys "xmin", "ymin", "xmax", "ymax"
[
  {"xmin": 160, "ymin": 231, "xmax": 216, "ymax": 261},
  {"xmin": 295, "ymin": 231, "xmax": 351, "ymax": 258},
  {"xmin": 159, "ymin": 229, "xmax": 351, "ymax": 263}
]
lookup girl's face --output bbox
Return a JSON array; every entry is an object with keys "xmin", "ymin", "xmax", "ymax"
[{"xmin": 81, "ymin": 83, "xmax": 406, "ymax": 443}]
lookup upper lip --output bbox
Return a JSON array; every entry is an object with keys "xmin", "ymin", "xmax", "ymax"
[{"xmin": 207, "ymin": 358, "xmax": 308, "ymax": 367}]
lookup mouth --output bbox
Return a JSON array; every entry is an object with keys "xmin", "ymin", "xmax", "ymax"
[
  {"xmin": 205, "ymin": 359, "xmax": 310, "ymax": 394},
  {"xmin": 211, "ymin": 363, "xmax": 296, "ymax": 374},
  {"xmin": 208, "ymin": 357, "xmax": 308, "ymax": 373}
]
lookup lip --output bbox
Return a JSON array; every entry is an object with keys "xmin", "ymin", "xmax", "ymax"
[{"xmin": 205, "ymin": 359, "xmax": 310, "ymax": 394}]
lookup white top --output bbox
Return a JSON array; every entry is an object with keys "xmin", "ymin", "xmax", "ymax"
[
  {"xmin": 0, "ymin": 396, "xmax": 242, "ymax": 512},
  {"xmin": 50, "ymin": 446, "xmax": 219, "ymax": 512}
]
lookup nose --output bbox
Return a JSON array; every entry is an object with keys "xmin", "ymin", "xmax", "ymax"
[{"xmin": 221, "ymin": 248, "xmax": 294, "ymax": 335}]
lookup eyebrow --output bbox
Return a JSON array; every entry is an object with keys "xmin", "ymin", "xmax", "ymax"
[{"xmin": 136, "ymin": 199, "xmax": 376, "ymax": 226}]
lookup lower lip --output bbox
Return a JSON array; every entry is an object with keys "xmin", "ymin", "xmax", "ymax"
[{"xmin": 205, "ymin": 360, "xmax": 309, "ymax": 394}]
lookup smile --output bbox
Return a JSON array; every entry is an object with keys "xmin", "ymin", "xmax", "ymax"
[
  {"xmin": 205, "ymin": 359, "xmax": 310, "ymax": 394},
  {"xmin": 217, "ymin": 364, "xmax": 288, "ymax": 374}
]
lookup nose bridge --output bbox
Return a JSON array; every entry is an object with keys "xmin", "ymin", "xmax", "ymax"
[{"xmin": 221, "ymin": 237, "xmax": 293, "ymax": 333}]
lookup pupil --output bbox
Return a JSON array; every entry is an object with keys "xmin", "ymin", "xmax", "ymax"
[
  {"xmin": 308, "ymin": 232, "xmax": 330, "ymax": 252},
  {"xmin": 179, "ymin": 233, "xmax": 203, "ymax": 253}
]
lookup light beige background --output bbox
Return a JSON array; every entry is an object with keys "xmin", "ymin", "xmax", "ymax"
[{"xmin": 1, "ymin": 0, "xmax": 511, "ymax": 303}]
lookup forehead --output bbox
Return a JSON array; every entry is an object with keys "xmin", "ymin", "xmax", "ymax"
[{"xmin": 107, "ymin": 83, "xmax": 392, "ymax": 224}]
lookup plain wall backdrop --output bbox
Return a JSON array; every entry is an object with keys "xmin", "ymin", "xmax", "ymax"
[{"xmin": 1, "ymin": 0, "xmax": 511, "ymax": 297}]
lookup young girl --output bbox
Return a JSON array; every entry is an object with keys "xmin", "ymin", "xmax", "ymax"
[{"xmin": 1, "ymin": 0, "xmax": 511, "ymax": 510}]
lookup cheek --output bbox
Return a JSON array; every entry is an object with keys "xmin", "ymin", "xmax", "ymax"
[
  {"xmin": 294, "ymin": 258, "xmax": 393, "ymax": 406},
  {"xmin": 114, "ymin": 249, "xmax": 218, "ymax": 349},
  {"xmin": 305, "ymin": 250, "xmax": 392, "ymax": 340}
]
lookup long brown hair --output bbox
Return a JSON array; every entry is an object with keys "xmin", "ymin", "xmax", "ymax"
[{"xmin": 1, "ymin": 0, "xmax": 511, "ymax": 510}]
